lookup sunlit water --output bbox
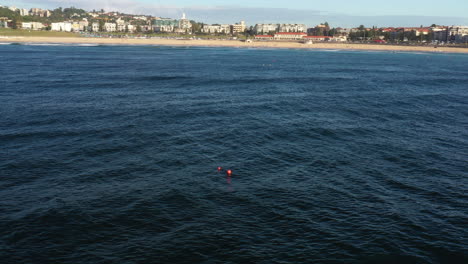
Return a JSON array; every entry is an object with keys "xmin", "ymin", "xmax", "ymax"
[{"xmin": 1, "ymin": 44, "xmax": 467, "ymax": 263}]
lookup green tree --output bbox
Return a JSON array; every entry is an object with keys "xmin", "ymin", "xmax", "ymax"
[
  {"xmin": 0, "ymin": 7, "xmax": 20, "ymax": 20},
  {"xmin": 316, "ymin": 27, "xmax": 324, "ymax": 36},
  {"xmin": 190, "ymin": 20, "xmax": 204, "ymax": 33},
  {"xmin": 99, "ymin": 20, "xmax": 104, "ymax": 32},
  {"xmin": 358, "ymin": 25, "xmax": 366, "ymax": 41}
]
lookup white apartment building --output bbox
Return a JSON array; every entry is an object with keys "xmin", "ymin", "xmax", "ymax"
[
  {"xmin": 104, "ymin": 23, "xmax": 116, "ymax": 32},
  {"xmin": 29, "ymin": 8, "xmax": 51, "ymax": 17},
  {"xmin": 117, "ymin": 23, "xmax": 126, "ymax": 32},
  {"xmin": 433, "ymin": 26, "xmax": 468, "ymax": 43},
  {"xmin": 51, "ymin": 22, "xmax": 72, "ymax": 32},
  {"xmin": 91, "ymin": 22, "xmax": 99, "ymax": 32},
  {"xmin": 202, "ymin": 24, "xmax": 231, "ymax": 34},
  {"xmin": 254, "ymin": 24, "xmax": 279, "ymax": 34},
  {"xmin": 448, "ymin": 26, "xmax": 468, "ymax": 43},
  {"xmin": 116, "ymin": 18, "xmax": 126, "ymax": 32},
  {"xmin": 20, "ymin": 9, "xmax": 29, "ymax": 16},
  {"xmin": 231, "ymin": 21, "xmax": 246, "ymax": 34},
  {"xmin": 21, "ymin": 22, "xmax": 44, "ymax": 30},
  {"xmin": 127, "ymin": 25, "xmax": 135, "ymax": 33},
  {"xmin": 279, "ymin": 24, "xmax": 307, "ymax": 33}
]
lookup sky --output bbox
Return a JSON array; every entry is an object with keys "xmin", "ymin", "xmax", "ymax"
[{"xmin": 2, "ymin": 0, "xmax": 468, "ymax": 27}]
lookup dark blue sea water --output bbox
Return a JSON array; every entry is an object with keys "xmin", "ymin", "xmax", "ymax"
[{"xmin": 1, "ymin": 43, "xmax": 467, "ymax": 263}]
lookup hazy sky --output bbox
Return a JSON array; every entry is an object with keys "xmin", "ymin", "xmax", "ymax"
[
  {"xmin": 3, "ymin": 0, "xmax": 468, "ymax": 27},
  {"xmin": 139, "ymin": 0, "xmax": 468, "ymax": 17}
]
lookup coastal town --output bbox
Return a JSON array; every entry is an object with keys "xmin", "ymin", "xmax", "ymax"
[{"xmin": 0, "ymin": 4, "xmax": 467, "ymax": 45}]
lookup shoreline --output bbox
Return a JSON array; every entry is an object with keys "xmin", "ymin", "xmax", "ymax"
[{"xmin": 1, "ymin": 36, "xmax": 468, "ymax": 53}]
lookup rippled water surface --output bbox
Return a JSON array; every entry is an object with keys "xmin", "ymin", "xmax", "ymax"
[{"xmin": 1, "ymin": 44, "xmax": 467, "ymax": 263}]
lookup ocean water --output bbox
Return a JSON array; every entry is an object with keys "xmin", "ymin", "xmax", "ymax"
[{"xmin": 0, "ymin": 44, "xmax": 467, "ymax": 264}]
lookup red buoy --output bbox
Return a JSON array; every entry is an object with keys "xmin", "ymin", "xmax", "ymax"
[
  {"xmin": 217, "ymin": 166, "xmax": 223, "ymax": 171},
  {"xmin": 226, "ymin": 169, "xmax": 232, "ymax": 176}
]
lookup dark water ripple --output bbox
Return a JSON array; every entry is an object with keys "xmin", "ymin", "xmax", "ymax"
[{"xmin": 1, "ymin": 44, "xmax": 468, "ymax": 263}]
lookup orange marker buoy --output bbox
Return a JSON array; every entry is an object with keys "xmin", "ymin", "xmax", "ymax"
[
  {"xmin": 226, "ymin": 169, "xmax": 232, "ymax": 176},
  {"xmin": 217, "ymin": 166, "xmax": 223, "ymax": 171}
]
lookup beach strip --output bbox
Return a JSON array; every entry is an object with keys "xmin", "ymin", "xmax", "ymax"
[{"xmin": 1, "ymin": 36, "xmax": 468, "ymax": 53}]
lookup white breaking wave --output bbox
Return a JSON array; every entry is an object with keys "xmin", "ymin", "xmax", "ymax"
[
  {"xmin": 75, "ymin": 43, "xmax": 100, "ymax": 47},
  {"xmin": 24, "ymin": 43, "xmax": 66, "ymax": 46}
]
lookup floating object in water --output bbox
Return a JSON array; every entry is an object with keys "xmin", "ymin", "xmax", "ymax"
[
  {"xmin": 217, "ymin": 166, "xmax": 223, "ymax": 171},
  {"xmin": 226, "ymin": 169, "xmax": 232, "ymax": 176}
]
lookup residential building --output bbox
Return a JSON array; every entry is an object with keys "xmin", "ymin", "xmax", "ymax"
[
  {"xmin": 274, "ymin": 32, "xmax": 307, "ymax": 40},
  {"xmin": 231, "ymin": 21, "xmax": 246, "ymax": 34},
  {"xmin": 104, "ymin": 23, "xmax": 116, "ymax": 32},
  {"xmin": 30, "ymin": 8, "xmax": 50, "ymax": 17},
  {"xmin": 254, "ymin": 24, "xmax": 279, "ymax": 34},
  {"xmin": 448, "ymin": 26, "xmax": 468, "ymax": 43},
  {"xmin": 51, "ymin": 22, "xmax": 72, "ymax": 32},
  {"xmin": 127, "ymin": 25, "xmax": 135, "ymax": 33},
  {"xmin": 431, "ymin": 26, "xmax": 447, "ymax": 42},
  {"xmin": 279, "ymin": 24, "xmax": 307, "ymax": 33},
  {"xmin": 140, "ymin": 25, "xmax": 152, "ymax": 32},
  {"xmin": 91, "ymin": 22, "xmax": 99, "ymax": 32},
  {"xmin": 153, "ymin": 18, "xmax": 178, "ymax": 32},
  {"xmin": 413, "ymin": 28, "xmax": 430, "ymax": 36},
  {"xmin": 8, "ymin": 6, "xmax": 18, "ymax": 12},
  {"xmin": 105, "ymin": 12, "xmax": 120, "ymax": 17},
  {"xmin": 336, "ymin": 28, "xmax": 353, "ymax": 36},
  {"xmin": 177, "ymin": 13, "xmax": 192, "ymax": 33},
  {"xmin": 133, "ymin": 16, "xmax": 148, "ymax": 21},
  {"xmin": 116, "ymin": 18, "xmax": 126, "ymax": 32},
  {"xmin": 71, "ymin": 22, "xmax": 81, "ymax": 32},
  {"xmin": 332, "ymin": 36, "xmax": 348, "ymax": 42},
  {"xmin": 117, "ymin": 23, "xmax": 125, "ymax": 32},
  {"xmin": 21, "ymin": 22, "xmax": 44, "ymax": 30},
  {"xmin": 79, "ymin": 20, "xmax": 89, "ymax": 31},
  {"xmin": 20, "ymin": 9, "xmax": 29, "ymax": 16},
  {"xmin": 0, "ymin": 17, "xmax": 10, "ymax": 28},
  {"xmin": 202, "ymin": 24, "xmax": 231, "ymax": 34}
]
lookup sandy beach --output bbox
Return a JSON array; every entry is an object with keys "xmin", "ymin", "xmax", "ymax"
[{"xmin": 1, "ymin": 36, "xmax": 468, "ymax": 53}]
